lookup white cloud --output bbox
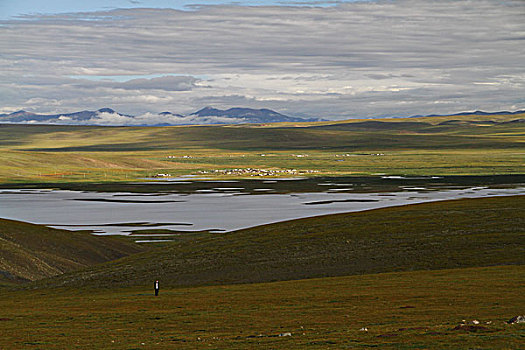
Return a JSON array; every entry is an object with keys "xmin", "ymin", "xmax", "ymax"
[
  {"xmin": 0, "ymin": 0, "xmax": 524, "ymax": 120},
  {"xmin": 5, "ymin": 111, "xmax": 247, "ymax": 126},
  {"xmin": 118, "ymin": 75, "xmax": 200, "ymax": 91}
]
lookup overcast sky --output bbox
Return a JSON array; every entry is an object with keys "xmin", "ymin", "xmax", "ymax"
[{"xmin": 1, "ymin": 0, "xmax": 524, "ymax": 120}]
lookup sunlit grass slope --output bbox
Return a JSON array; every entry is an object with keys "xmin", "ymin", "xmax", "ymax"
[
  {"xmin": 0, "ymin": 112, "xmax": 523, "ymax": 182},
  {"xmin": 31, "ymin": 195, "xmax": 524, "ymax": 289},
  {"xmin": 0, "ymin": 218, "xmax": 144, "ymax": 285}
]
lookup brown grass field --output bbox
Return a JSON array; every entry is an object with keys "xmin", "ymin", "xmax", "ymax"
[{"xmin": 0, "ymin": 266, "xmax": 523, "ymax": 349}]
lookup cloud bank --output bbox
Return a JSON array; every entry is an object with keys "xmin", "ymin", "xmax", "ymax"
[
  {"xmin": 1, "ymin": 0, "xmax": 524, "ymax": 120},
  {"xmin": 55, "ymin": 111, "xmax": 247, "ymax": 126}
]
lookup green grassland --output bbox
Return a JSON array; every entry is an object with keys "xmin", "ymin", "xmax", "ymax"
[
  {"xmin": 0, "ymin": 195, "xmax": 523, "ymax": 348},
  {"xmin": 1, "ymin": 113, "xmax": 524, "ymax": 348},
  {"xmin": 0, "ymin": 112, "xmax": 523, "ymax": 183}
]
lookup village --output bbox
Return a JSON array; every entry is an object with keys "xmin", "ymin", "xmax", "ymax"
[{"xmin": 198, "ymin": 168, "xmax": 318, "ymax": 177}]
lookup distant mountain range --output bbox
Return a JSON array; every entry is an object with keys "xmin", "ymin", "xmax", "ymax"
[
  {"xmin": 410, "ymin": 110, "xmax": 525, "ymax": 118},
  {"xmin": 190, "ymin": 107, "xmax": 320, "ymax": 123},
  {"xmin": 0, "ymin": 108, "xmax": 129, "ymax": 123},
  {"xmin": 0, "ymin": 107, "xmax": 322, "ymax": 126},
  {"xmin": 0, "ymin": 107, "xmax": 523, "ymax": 126}
]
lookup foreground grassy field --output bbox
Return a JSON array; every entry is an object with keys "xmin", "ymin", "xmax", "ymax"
[
  {"xmin": 0, "ymin": 112, "xmax": 523, "ymax": 182},
  {"xmin": 1, "ymin": 266, "xmax": 523, "ymax": 349}
]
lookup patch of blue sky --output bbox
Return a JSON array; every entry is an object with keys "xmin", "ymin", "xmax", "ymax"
[
  {"xmin": 70, "ymin": 74, "xmax": 209, "ymax": 82},
  {"xmin": 0, "ymin": 0, "xmax": 367, "ymax": 20}
]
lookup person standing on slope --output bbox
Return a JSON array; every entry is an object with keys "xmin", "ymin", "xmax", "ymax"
[{"xmin": 154, "ymin": 280, "xmax": 159, "ymax": 296}]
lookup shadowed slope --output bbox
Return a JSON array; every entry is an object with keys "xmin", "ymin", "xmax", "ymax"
[
  {"xmin": 32, "ymin": 195, "xmax": 524, "ymax": 289},
  {"xmin": 0, "ymin": 219, "xmax": 145, "ymax": 284}
]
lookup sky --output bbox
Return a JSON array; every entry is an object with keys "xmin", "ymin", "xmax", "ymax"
[
  {"xmin": 0, "ymin": 0, "xmax": 349, "ymax": 20},
  {"xmin": 1, "ymin": 0, "xmax": 524, "ymax": 122}
]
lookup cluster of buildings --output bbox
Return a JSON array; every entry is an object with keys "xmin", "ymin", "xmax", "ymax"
[
  {"xmin": 334, "ymin": 153, "xmax": 385, "ymax": 157},
  {"xmin": 153, "ymin": 173, "xmax": 172, "ymax": 177},
  {"xmin": 198, "ymin": 168, "xmax": 317, "ymax": 177},
  {"xmin": 167, "ymin": 155, "xmax": 194, "ymax": 159}
]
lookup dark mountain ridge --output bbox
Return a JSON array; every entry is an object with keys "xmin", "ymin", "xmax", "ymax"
[
  {"xmin": 0, "ymin": 108, "xmax": 131, "ymax": 123},
  {"xmin": 190, "ymin": 106, "xmax": 321, "ymax": 123},
  {"xmin": 0, "ymin": 107, "xmax": 321, "ymax": 125},
  {"xmin": 410, "ymin": 109, "xmax": 525, "ymax": 119}
]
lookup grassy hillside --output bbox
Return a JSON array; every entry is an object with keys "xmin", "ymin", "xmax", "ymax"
[
  {"xmin": 1, "ymin": 266, "xmax": 523, "ymax": 348},
  {"xmin": 0, "ymin": 218, "xmax": 144, "ymax": 285},
  {"xmin": 0, "ymin": 112, "xmax": 523, "ymax": 182},
  {"xmin": 0, "ymin": 194, "xmax": 523, "ymax": 348},
  {"xmin": 31, "ymin": 195, "xmax": 524, "ymax": 289}
]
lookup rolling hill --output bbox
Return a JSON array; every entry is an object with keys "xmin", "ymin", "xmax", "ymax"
[
  {"xmin": 28, "ymin": 195, "xmax": 524, "ymax": 289},
  {"xmin": 0, "ymin": 218, "xmax": 144, "ymax": 285},
  {"xmin": 0, "ymin": 111, "xmax": 523, "ymax": 183}
]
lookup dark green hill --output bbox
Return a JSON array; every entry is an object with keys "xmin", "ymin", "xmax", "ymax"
[
  {"xmin": 32, "ymin": 195, "xmax": 524, "ymax": 289},
  {"xmin": 0, "ymin": 219, "xmax": 144, "ymax": 285}
]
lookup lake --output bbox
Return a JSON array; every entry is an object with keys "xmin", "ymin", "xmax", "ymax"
[{"xmin": 1, "ymin": 176, "xmax": 523, "ymax": 241}]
